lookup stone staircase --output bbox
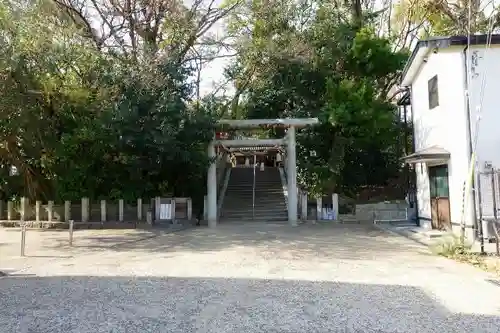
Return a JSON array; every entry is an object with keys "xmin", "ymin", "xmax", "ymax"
[{"xmin": 221, "ymin": 167, "xmax": 288, "ymax": 221}]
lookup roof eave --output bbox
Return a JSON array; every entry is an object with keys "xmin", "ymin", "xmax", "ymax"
[
  {"xmin": 402, "ymin": 154, "xmax": 450, "ymax": 164},
  {"xmin": 401, "ymin": 46, "xmax": 430, "ymax": 87}
]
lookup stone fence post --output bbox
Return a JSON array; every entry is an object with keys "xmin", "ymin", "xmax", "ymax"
[
  {"xmin": 100, "ymin": 200, "xmax": 106, "ymax": 222},
  {"xmin": 47, "ymin": 201, "xmax": 54, "ymax": 222},
  {"xmin": 171, "ymin": 198, "xmax": 176, "ymax": 224},
  {"xmin": 20, "ymin": 197, "xmax": 27, "ymax": 222},
  {"xmin": 7, "ymin": 201, "xmax": 13, "ymax": 221},
  {"xmin": 300, "ymin": 191, "xmax": 308, "ymax": 220},
  {"xmin": 137, "ymin": 198, "xmax": 142, "ymax": 220},
  {"xmin": 332, "ymin": 193, "xmax": 339, "ymax": 221},
  {"xmin": 203, "ymin": 195, "xmax": 207, "ymax": 220},
  {"xmin": 118, "ymin": 199, "xmax": 124, "ymax": 222},
  {"xmin": 64, "ymin": 201, "xmax": 71, "ymax": 222},
  {"xmin": 187, "ymin": 198, "xmax": 192, "ymax": 220},
  {"xmin": 82, "ymin": 197, "xmax": 89, "ymax": 223},
  {"xmin": 35, "ymin": 201, "xmax": 41, "ymax": 222},
  {"xmin": 316, "ymin": 196, "xmax": 322, "ymax": 221}
]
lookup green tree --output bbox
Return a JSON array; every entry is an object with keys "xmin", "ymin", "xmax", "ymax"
[
  {"xmin": 0, "ymin": 0, "xmax": 217, "ymax": 203},
  {"xmin": 225, "ymin": 1, "xmax": 408, "ymax": 198}
]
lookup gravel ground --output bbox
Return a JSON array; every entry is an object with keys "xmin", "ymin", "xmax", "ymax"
[{"xmin": 1, "ymin": 222, "xmax": 500, "ymax": 333}]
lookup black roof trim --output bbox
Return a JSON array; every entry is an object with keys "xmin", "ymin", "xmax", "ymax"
[{"xmin": 401, "ymin": 34, "xmax": 500, "ymax": 85}]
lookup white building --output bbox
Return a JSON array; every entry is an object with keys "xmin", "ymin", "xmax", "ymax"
[{"xmin": 401, "ymin": 34, "xmax": 500, "ymax": 241}]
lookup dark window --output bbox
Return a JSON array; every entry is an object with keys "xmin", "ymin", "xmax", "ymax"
[
  {"xmin": 428, "ymin": 75, "xmax": 439, "ymax": 109},
  {"xmin": 429, "ymin": 165, "xmax": 449, "ymax": 198}
]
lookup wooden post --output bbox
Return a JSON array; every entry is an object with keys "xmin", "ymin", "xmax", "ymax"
[
  {"xmin": 118, "ymin": 199, "xmax": 124, "ymax": 222},
  {"xmin": 47, "ymin": 201, "xmax": 54, "ymax": 222},
  {"xmin": 64, "ymin": 201, "xmax": 71, "ymax": 222},
  {"xmin": 20, "ymin": 197, "xmax": 27, "ymax": 222},
  {"xmin": 35, "ymin": 201, "xmax": 41, "ymax": 222},
  {"xmin": 100, "ymin": 200, "xmax": 106, "ymax": 222},
  {"xmin": 82, "ymin": 198, "xmax": 89, "ymax": 223},
  {"xmin": 187, "ymin": 198, "xmax": 192, "ymax": 220},
  {"xmin": 137, "ymin": 198, "xmax": 142, "ymax": 220},
  {"xmin": 7, "ymin": 201, "xmax": 13, "ymax": 221}
]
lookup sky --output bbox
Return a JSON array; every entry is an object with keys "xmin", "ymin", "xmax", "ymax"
[
  {"xmin": 195, "ymin": 0, "xmax": 500, "ymax": 97},
  {"xmin": 83, "ymin": 0, "xmax": 233, "ymax": 98},
  {"xmin": 88, "ymin": 0, "xmax": 500, "ymax": 98},
  {"xmin": 186, "ymin": 0, "xmax": 234, "ymax": 97},
  {"xmin": 196, "ymin": 30, "xmax": 233, "ymax": 97}
]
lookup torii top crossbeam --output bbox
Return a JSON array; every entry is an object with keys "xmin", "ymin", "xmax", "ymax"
[{"xmin": 217, "ymin": 118, "xmax": 319, "ymax": 128}]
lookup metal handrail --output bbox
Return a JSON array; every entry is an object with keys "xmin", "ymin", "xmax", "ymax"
[{"xmin": 252, "ymin": 154, "xmax": 256, "ymax": 220}]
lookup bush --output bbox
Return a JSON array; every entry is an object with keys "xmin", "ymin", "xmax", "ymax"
[{"xmin": 431, "ymin": 234, "xmax": 472, "ymax": 257}]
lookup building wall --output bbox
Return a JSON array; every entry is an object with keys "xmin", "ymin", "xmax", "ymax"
[
  {"xmin": 465, "ymin": 45, "xmax": 500, "ymax": 236},
  {"xmin": 467, "ymin": 45, "xmax": 500, "ymax": 169},
  {"xmin": 410, "ymin": 47, "xmax": 475, "ymax": 236}
]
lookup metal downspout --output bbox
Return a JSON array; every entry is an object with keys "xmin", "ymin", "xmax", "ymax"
[
  {"xmin": 462, "ymin": 46, "xmax": 480, "ymax": 240},
  {"xmin": 408, "ymin": 87, "xmax": 420, "ymax": 226},
  {"xmin": 252, "ymin": 154, "xmax": 256, "ymax": 220}
]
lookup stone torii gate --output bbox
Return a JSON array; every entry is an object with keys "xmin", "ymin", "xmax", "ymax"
[{"xmin": 207, "ymin": 118, "xmax": 319, "ymax": 227}]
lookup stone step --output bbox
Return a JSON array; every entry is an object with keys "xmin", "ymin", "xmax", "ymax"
[
  {"xmin": 223, "ymin": 201, "xmax": 286, "ymax": 205},
  {"xmin": 223, "ymin": 195, "xmax": 285, "ymax": 202},
  {"xmin": 226, "ymin": 188, "xmax": 283, "ymax": 191},
  {"xmin": 224, "ymin": 195, "xmax": 285, "ymax": 205},
  {"xmin": 223, "ymin": 200, "xmax": 286, "ymax": 204},
  {"xmin": 225, "ymin": 193, "xmax": 285, "ymax": 197},
  {"xmin": 222, "ymin": 210, "xmax": 287, "ymax": 214},
  {"xmin": 221, "ymin": 216, "xmax": 288, "ymax": 223},
  {"xmin": 226, "ymin": 188, "xmax": 283, "ymax": 195},
  {"xmin": 222, "ymin": 166, "xmax": 286, "ymax": 222},
  {"xmin": 226, "ymin": 187, "xmax": 283, "ymax": 190},
  {"xmin": 225, "ymin": 190, "xmax": 284, "ymax": 194},
  {"xmin": 228, "ymin": 183, "xmax": 282, "ymax": 186},
  {"xmin": 223, "ymin": 207, "xmax": 287, "ymax": 213},
  {"xmin": 226, "ymin": 186, "xmax": 283, "ymax": 189},
  {"xmin": 226, "ymin": 191, "xmax": 283, "ymax": 194},
  {"xmin": 223, "ymin": 209, "xmax": 287, "ymax": 213},
  {"xmin": 222, "ymin": 214, "xmax": 288, "ymax": 220}
]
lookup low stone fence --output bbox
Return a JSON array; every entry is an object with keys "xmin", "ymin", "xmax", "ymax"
[
  {"xmin": 296, "ymin": 191, "xmax": 412, "ymax": 224},
  {"xmin": 0, "ymin": 197, "xmax": 194, "ymax": 228},
  {"xmin": 356, "ymin": 201, "xmax": 412, "ymax": 224},
  {"xmin": 298, "ymin": 192, "xmax": 340, "ymax": 221}
]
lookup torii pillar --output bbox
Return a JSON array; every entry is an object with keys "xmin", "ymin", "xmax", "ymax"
[
  {"xmin": 207, "ymin": 139, "xmax": 217, "ymax": 228},
  {"xmin": 287, "ymin": 126, "xmax": 298, "ymax": 226}
]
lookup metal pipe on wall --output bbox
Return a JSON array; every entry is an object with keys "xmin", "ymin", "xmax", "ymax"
[{"xmin": 252, "ymin": 154, "xmax": 256, "ymax": 220}]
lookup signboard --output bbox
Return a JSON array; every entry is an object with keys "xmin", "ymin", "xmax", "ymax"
[
  {"xmin": 160, "ymin": 203, "xmax": 172, "ymax": 220},
  {"xmin": 321, "ymin": 208, "xmax": 336, "ymax": 220}
]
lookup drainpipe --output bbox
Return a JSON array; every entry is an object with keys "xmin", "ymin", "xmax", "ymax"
[
  {"xmin": 462, "ymin": 46, "xmax": 480, "ymax": 241},
  {"xmin": 408, "ymin": 87, "xmax": 420, "ymax": 226}
]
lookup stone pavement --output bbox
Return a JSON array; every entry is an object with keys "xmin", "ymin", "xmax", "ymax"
[
  {"xmin": 373, "ymin": 222, "xmax": 500, "ymax": 254},
  {"xmin": 1, "ymin": 222, "xmax": 500, "ymax": 332}
]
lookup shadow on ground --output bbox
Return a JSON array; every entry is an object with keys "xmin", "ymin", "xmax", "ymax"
[
  {"xmin": 0, "ymin": 276, "xmax": 498, "ymax": 332},
  {"xmin": 35, "ymin": 223, "xmax": 429, "ymax": 261}
]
